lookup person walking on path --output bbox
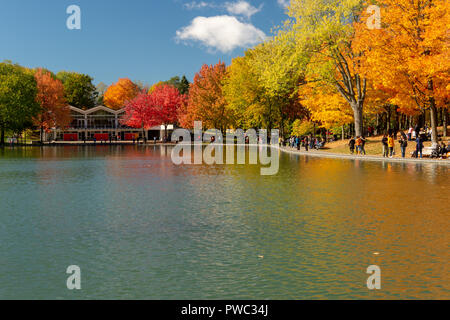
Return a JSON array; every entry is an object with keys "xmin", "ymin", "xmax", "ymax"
[
  {"xmin": 388, "ymin": 134, "xmax": 395, "ymax": 158},
  {"xmin": 349, "ymin": 137, "xmax": 356, "ymax": 154},
  {"xmin": 416, "ymin": 135, "xmax": 424, "ymax": 158},
  {"xmin": 382, "ymin": 134, "xmax": 389, "ymax": 157},
  {"xmin": 399, "ymin": 136, "xmax": 408, "ymax": 158},
  {"xmin": 414, "ymin": 124, "xmax": 421, "ymax": 140},
  {"xmin": 304, "ymin": 136, "xmax": 309, "ymax": 152},
  {"xmin": 360, "ymin": 136, "xmax": 367, "ymax": 155},
  {"xmin": 355, "ymin": 136, "xmax": 363, "ymax": 155}
]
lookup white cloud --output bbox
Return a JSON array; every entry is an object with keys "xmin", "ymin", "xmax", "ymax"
[
  {"xmin": 225, "ymin": 1, "xmax": 262, "ymax": 19},
  {"xmin": 184, "ymin": 2, "xmax": 212, "ymax": 10},
  {"xmin": 277, "ymin": 0, "xmax": 290, "ymax": 8},
  {"xmin": 176, "ymin": 15, "xmax": 266, "ymax": 53}
]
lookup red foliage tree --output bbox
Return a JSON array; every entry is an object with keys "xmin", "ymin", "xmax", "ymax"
[
  {"xmin": 149, "ymin": 84, "xmax": 183, "ymax": 128},
  {"xmin": 122, "ymin": 91, "xmax": 153, "ymax": 130},
  {"xmin": 122, "ymin": 84, "xmax": 184, "ymax": 140}
]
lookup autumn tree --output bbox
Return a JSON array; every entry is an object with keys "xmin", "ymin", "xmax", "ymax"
[
  {"xmin": 291, "ymin": 119, "xmax": 315, "ymax": 136},
  {"xmin": 353, "ymin": 0, "xmax": 449, "ymax": 143},
  {"xmin": 34, "ymin": 69, "xmax": 71, "ymax": 142},
  {"xmin": 123, "ymin": 85, "xmax": 183, "ymax": 139},
  {"xmin": 223, "ymin": 51, "xmax": 269, "ymax": 129},
  {"xmin": 56, "ymin": 71, "xmax": 97, "ymax": 109},
  {"xmin": 0, "ymin": 62, "xmax": 40, "ymax": 145},
  {"xmin": 104, "ymin": 78, "xmax": 140, "ymax": 110},
  {"xmin": 298, "ymin": 81, "xmax": 354, "ymax": 130},
  {"xmin": 180, "ymin": 62, "xmax": 233, "ymax": 132},
  {"xmin": 250, "ymin": 38, "xmax": 307, "ymax": 136},
  {"xmin": 122, "ymin": 91, "xmax": 153, "ymax": 139},
  {"xmin": 149, "ymin": 84, "xmax": 184, "ymax": 137},
  {"xmin": 284, "ymin": 0, "xmax": 368, "ymax": 137}
]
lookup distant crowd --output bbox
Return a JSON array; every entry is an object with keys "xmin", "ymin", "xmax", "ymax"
[
  {"xmin": 348, "ymin": 125, "xmax": 449, "ymax": 159},
  {"xmin": 282, "ymin": 124, "xmax": 449, "ymax": 160},
  {"xmin": 285, "ymin": 136, "xmax": 326, "ymax": 151}
]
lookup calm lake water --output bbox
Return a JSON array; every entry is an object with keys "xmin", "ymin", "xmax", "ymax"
[{"xmin": 0, "ymin": 145, "xmax": 448, "ymax": 300}]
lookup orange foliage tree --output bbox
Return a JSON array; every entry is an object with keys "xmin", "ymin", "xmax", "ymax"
[
  {"xmin": 179, "ymin": 62, "xmax": 233, "ymax": 131},
  {"xmin": 103, "ymin": 78, "xmax": 140, "ymax": 110},
  {"xmin": 353, "ymin": 0, "xmax": 450, "ymax": 143},
  {"xmin": 34, "ymin": 69, "xmax": 70, "ymax": 142}
]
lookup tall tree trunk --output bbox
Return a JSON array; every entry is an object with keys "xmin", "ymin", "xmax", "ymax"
[
  {"xmin": 428, "ymin": 80, "xmax": 438, "ymax": 144},
  {"xmin": 430, "ymin": 104, "xmax": 438, "ymax": 144},
  {"xmin": 351, "ymin": 103, "xmax": 364, "ymax": 137},
  {"xmin": 0, "ymin": 124, "xmax": 4, "ymax": 146},
  {"xmin": 375, "ymin": 114, "xmax": 379, "ymax": 135},
  {"xmin": 342, "ymin": 125, "xmax": 345, "ymax": 140},
  {"xmin": 386, "ymin": 105, "xmax": 391, "ymax": 133},
  {"xmin": 443, "ymin": 108, "xmax": 447, "ymax": 138}
]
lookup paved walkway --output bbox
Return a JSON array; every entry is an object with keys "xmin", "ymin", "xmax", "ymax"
[{"xmin": 279, "ymin": 146, "xmax": 450, "ymax": 166}]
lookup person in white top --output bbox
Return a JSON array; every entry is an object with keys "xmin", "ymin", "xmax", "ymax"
[{"xmin": 408, "ymin": 127, "xmax": 413, "ymax": 141}]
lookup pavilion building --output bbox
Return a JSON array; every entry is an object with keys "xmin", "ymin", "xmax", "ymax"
[{"xmin": 46, "ymin": 105, "xmax": 174, "ymax": 142}]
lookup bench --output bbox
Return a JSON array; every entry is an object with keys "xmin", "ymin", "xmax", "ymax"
[
  {"xmin": 422, "ymin": 147, "xmax": 433, "ymax": 157},
  {"xmin": 410, "ymin": 146, "xmax": 435, "ymax": 158},
  {"xmin": 421, "ymin": 147, "xmax": 449, "ymax": 158}
]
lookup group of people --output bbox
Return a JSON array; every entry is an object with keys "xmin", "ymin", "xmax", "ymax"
[
  {"xmin": 407, "ymin": 125, "xmax": 436, "ymax": 142},
  {"xmin": 437, "ymin": 141, "xmax": 450, "ymax": 158},
  {"xmin": 348, "ymin": 136, "xmax": 367, "ymax": 155},
  {"xmin": 287, "ymin": 136, "xmax": 325, "ymax": 151},
  {"xmin": 381, "ymin": 133, "xmax": 406, "ymax": 158},
  {"xmin": 378, "ymin": 129, "xmax": 449, "ymax": 159},
  {"xmin": 346, "ymin": 127, "xmax": 449, "ymax": 159}
]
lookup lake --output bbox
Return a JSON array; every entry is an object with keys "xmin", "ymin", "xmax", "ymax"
[{"xmin": 0, "ymin": 145, "xmax": 448, "ymax": 299}]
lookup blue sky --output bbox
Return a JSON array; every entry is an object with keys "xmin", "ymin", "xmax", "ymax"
[{"xmin": 0, "ymin": 0, "xmax": 289, "ymax": 86}]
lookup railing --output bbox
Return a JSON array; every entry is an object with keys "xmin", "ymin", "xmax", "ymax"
[{"xmin": 65, "ymin": 125, "xmax": 140, "ymax": 130}]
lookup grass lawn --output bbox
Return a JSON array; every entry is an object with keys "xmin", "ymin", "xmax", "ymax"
[{"xmin": 322, "ymin": 129, "xmax": 449, "ymax": 159}]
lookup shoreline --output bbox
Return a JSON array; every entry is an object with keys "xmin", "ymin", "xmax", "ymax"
[
  {"xmin": 2, "ymin": 142, "xmax": 449, "ymax": 166},
  {"xmin": 278, "ymin": 146, "xmax": 450, "ymax": 166}
]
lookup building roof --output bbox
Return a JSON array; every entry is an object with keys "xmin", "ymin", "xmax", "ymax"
[
  {"xmin": 68, "ymin": 105, "xmax": 174, "ymax": 130},
  {"xmin": 69, "ymin": 105, "xmax": 125, "ymax": 115}
]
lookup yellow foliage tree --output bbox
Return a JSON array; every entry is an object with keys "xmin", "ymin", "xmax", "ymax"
[
  {"xmin": 299, "ymin": 81, "xmax": 354, "ymax": 129},
  {"xmin": 291, "ymin": 119, "xmax": 315, "ymax": 136},
  {"xmin": 285, "ymin": 0, "xmax": 369, "ymax": 137},
  {"xmin": 223, "ymin": 52, "xmax": 270, "ymax": 129}
]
